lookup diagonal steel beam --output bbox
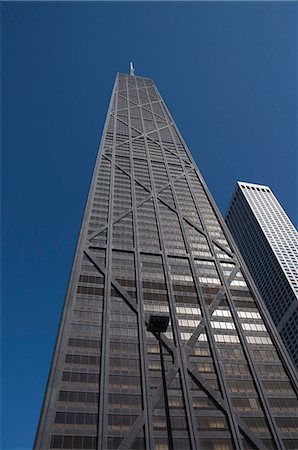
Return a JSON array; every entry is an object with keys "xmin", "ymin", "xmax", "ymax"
[
  {"xmin": 119, "ymin": 354, "xmax": 265, "ymax": 450},
  {"xmin": 92, "ymin": 163, "xmax": 235, "ymax": 265},
  {"xmin": 120, "ymin": 306, "xmax": 265, "ymax": 450},
  {"xmin": 212, "ymin": 241, "xmax": 235, "ymax": 259},
  {"xmin": 184, "ymin": 265, "xmax": 240, "ymax": 352},
  {"xmin": 117, "ymin": 261, "xmax": 265, "ymax": 450},
  {"xmin": 103, "ymin": 151, "xmax": 231, "ymax": 257},
  {"xmin": 84, "ymin": 249, "xmax": 177, "ymax": 357},
  {"xmin": 117, "ymin": 91, "xmax": 166, "ymax": 118},
  {"xmin": 117, "ymin": 104, "xmax": 168, "ymax": 125},
  {"xmin": 187, "ymin": 365, "xmax": 266, "ymax": 450},
  {"xmin": 116, "ymin": 94, "xmax": 169, "ymax": 124},
  {"xmin": 118, "ymin": 363, "xmax": 180, "ymax": 450},
  {"xmin": 113, "ymin": 113, "xmax": 176, "ymax": 144},
  {"xmin": 88, "ymin": 167, "xmax": 195, "ymax": 241},
  {"xmin": 103, "ymin": 154, "xmax": 151, "ymax": 194},
  {"xmin": 103, "ymin": 111, "xmax": 194, "ymax": 177}
]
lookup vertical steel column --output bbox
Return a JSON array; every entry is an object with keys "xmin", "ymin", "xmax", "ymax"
[
  {"xmin": 147, "ymin": 83, "xmax": 243, "ymax": 449},
  {"xmin": 140, "ymin": 83, "xmax": 197, "ymax": 450},
  {"xmin": 97, "ymin": 76, "xmax": 118, "ymax": 450},
  {"xmin": 157, "ymin": 330, "xmax": 174, "ymax": 450},
  {"xmin": 126, "ymin": 75, "xmax": 155, "ymax": 450}
]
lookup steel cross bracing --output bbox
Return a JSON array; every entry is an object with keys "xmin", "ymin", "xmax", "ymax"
[
  {"xmin": 34, "ymin": 73, "xmax": 298, "ymax": 450},
  {"xmin": 85, "ymin": 75, "xmax": 298, "ymax": 449},
  {"xmin": 85, "ymin": 248, "xmax": 267, "ymax": 450},
  {"xmin": 88, "ymin": 158, "xmax": 234, "ymax": 261}
]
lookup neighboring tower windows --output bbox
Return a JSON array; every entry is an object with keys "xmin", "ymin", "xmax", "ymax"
[{"xmin": 226, "ymin": 181, "xmax": 298, "ymax": 368}]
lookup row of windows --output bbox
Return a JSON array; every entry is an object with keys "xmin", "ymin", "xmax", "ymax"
[
  {"xmin": 153, "ymin": 415, "xmax": 188, "ymax": 431},
  {"xmin": 211, "ymin": 321, "xmax": 235, "ymax": 330},
  {"xmin": 241, "ymin": 323, "xmax": 266, "ymax": 332},
  {"xmin": 241, "ymin": 417, "xmax": 269, "ymax": 433},
  {"xmin": 65, "ymin": 354, "xmax": 100, "ymax": 366},
  {"xmin": 257, "ymin": 364, "xmax": 287, "ymax": 378},
  {"xmin": 79, "ymin": 275, "xmax": 103, "ymax": 285},
  {"xmin": 110, "ymin": 341, "xmax": 138, "ymax": 355},
  {"xmin": 197, "ymin": 416, "xmax": 228, "ymax": 431},
  {"xmin": 75, "ymin": 297, "xmax": 103, "ymax": 309},
  {"xmin": 50, "ymin": 435, "xmax": 96, "ymax": 449},
  {"xmin": 58, "ymin": 390, "xmax": 98, "ymax": 404},
  {"xmin": 268, "ymin": 397, "xmax": 298, "ymax": 412},
  {"xmin": 108, "ymin": 393, "xmax": 142, "ymax": 409},
  {"xmin": 62, "ymin": 372, "xmax": 99, "ymax": 385},
  {"xmin": 223, "ymin": 363, "xmax": 250, "ymax": 376},
  {"xmin": 71, "ymin": 324, "xmax": 101, "ymax": 337},
  {"xmin": 109, "ymin": 374, "xmax": 141, "ymax": 390},
  {"xmin": 73, "ymin": 311, "xmax": 101, "ymax": 323},
  {"xmin": 77, "ymin": 286, "xmax": 103, "ymax": 296},
  {"xmin": 55, "ymin": 412, "xmax": 97, "ymax": 426},
  {"xmin": 109, "ymin": 358, "xmax": 140, "ymax": 373},
  {"xmin": 246, "ymin": 335, "xmax": 272, "ymax": 345},
  {"xmin": 178, "ymin": 318, "xmax": 200, "ymax": 328},
  {"xmin": 110, "ymin": 327, "xmax": 138, "ymax": 338},
  {"xmin": 68, "ymin": 338, "xmax": 100, "ymax": 350},
  {"xmin": 108, "ymin": 414, "xmax": 138, "ymax": 432}
]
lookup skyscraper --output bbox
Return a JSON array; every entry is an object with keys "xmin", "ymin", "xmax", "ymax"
[
  {"xmin": 226, "ymin": 181, "xmax": 298, "ymax": 368},
  {"xmin": 34, "ymin": 72, "xmax": 298, "ymax": 450}
]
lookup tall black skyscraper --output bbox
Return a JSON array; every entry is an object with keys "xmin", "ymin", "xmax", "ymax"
[{"xmin": 35, "ymin": 72, "xmax": 298, "ymax": 450}]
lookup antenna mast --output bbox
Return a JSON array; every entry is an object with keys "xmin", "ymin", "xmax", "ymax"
[{"xmin": 130, "ymin": 62, "xmax": 135, "ymax": 76}]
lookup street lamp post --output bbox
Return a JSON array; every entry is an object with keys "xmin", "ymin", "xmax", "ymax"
[{"xmin": 147, "ymin": 315, "xmax": 174, "ymax": 450}]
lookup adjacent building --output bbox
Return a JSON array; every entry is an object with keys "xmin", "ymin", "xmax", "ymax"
[
  {"xmin": 226, "ymin": 181, "xmax": 298, "ymax": 368},
  {"xmin": 34, "ymin": 72, "xmax": 298, "ymax": 450}
]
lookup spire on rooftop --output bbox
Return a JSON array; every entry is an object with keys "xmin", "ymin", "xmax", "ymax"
[{"xmin": 130, "ymin": 62, "xmax": 135, "ymax": 76}]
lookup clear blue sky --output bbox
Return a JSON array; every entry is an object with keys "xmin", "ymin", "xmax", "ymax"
[{"xmin": 1, "ymin": 2, "xmax": 297, "ymax": 449}]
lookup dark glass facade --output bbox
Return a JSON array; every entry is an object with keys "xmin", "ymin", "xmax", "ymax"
[{"xmin": 34, "ymin": 73, "xmax": 298, "ymax": 450}]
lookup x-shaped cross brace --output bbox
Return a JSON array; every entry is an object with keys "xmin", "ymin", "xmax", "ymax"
[{"xmin": 84, "ymin": 249, "xmax": 266, "ymax": 450}]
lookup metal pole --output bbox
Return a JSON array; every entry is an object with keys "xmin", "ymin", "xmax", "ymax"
[{"xmin": 157, "ymin": 331, "xmax": 174, "ymax": 450}]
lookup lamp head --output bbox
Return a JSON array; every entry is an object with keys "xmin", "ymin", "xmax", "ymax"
[{"xmin": 147, "ymin": 315, "xmax": 169, "ymax": 333}]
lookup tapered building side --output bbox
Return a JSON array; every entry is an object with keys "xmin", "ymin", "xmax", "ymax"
[
  {"xmin": 35, "ymin": 73, "xmax": 298, "ymax": 450},
  {"xmin": 226, "ymin": 182, "xmax": 298, "ymax": 368}
]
